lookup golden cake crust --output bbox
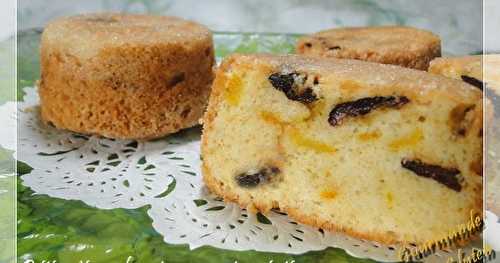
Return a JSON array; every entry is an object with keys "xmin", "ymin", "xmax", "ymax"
[
  {"xmin": 39, "ymin": 13, "xmax": 215, "ymax": 139},
  {"xmin": 429, "ymin": 55, "xmax": 500, "ymax": 94},
  {"xmin": 296, "ymin": 26, "xmax": 441, "ymax": 70},
  {"xmin": 202, "ymin": 54, "xmax": 483, "ymax": 246},
  {"xmin": 428, "ymin": 55, "xmax": 483, "ymax": 81}
]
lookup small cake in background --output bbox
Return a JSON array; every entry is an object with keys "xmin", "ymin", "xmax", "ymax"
[
  {"xmin": 202, "ymin": 53, "xmax": 482, "ymax": 245},
  {"xmin": 428, "ymin": 56, "xmax": 483, "ymax": 89},
  {"xmin": 429, "ymin": 55, "xmax": 500, "ymax": 94},
  {"xmin": 430, "ymin": 54, "xmax": 500, "ymax": 215},
  {"xmin": 296, "ymin": 26, "xmax": 441, "ymax": 70},
  {"xmin": 484, "ymin": 55, "xmax": 500, "ymax": 93},
  {"xmin": 39, "ymin": 13, "xmax": 215, "ymax": 139}
]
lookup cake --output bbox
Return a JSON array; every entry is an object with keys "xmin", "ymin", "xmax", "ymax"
[
  {"xmin": 430, "ymin": 55, "xmax": 500, "ymax": 215},
  {"xmin": 429, "ymin": 55, "xmax": 500, "ymax": 95},
  {"xmin": 296, "ymin": 26, "xmax": 441, "ymax": 70},
  {"xmin": 428, "ymin": 56, "xmax": 483, "ymax": 89},
  {"xmin": 201, "ymin": 53, "xmax": 483, "ymax": 245},
  {"xmin": 39, "ymin": 13, "xmax": 215, "ymax": 139}
]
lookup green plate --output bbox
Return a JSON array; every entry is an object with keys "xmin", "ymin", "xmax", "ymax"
[
  {"xmin": 13, "ymin": 29, "xmax": 378, "ymax": 263},
  {"xmin": 0, "ymin": 32, "xmax": 15, "ymax": 263}
]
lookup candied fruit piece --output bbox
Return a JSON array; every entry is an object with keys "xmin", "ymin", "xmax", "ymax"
[
  {"xmin": 320, "ymin": 189, "xmax": 337, "ymax": 200},
  {"xmin": 259, "ymin": 111, "xmax": 284, "ymax": 125},
  {"xmin": 386, "ymin": 192, "xmax": 394, "ymax": 208},
  {"xmin": 388, "ymin": 128, "xmax": 424, "ymax": 151},
  {"xmin": 357, "ymin": 130, "xmax": 382, "ymax": 142},
  {"xmin": 225, "ymin": 73, "xmax": 243, "ymax": 106},
  {"xmin": 288, "ymin": 127, "xmax": 336, "ymax": 154}
]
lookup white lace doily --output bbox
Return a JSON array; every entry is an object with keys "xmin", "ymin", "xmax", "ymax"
[
  {"xmin": 5, "ymin": 87, "xmax": 493, "ymax": 262},
  {"xmin": 486, "ymin": 211, "xmax": 500, "ymax": 251}
]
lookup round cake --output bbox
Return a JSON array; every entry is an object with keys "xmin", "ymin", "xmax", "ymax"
[
  {"xmin": 39, "ymin": 13, "xmax": 215, "ymax": 139},
  {"xmin": 296, "ymin": 26, "xmax": 441, "ymax": 70}
]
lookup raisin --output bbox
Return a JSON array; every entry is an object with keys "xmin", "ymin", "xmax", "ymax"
[
  {"xmin": 235, "ymin": 173, "xmax": 261, "ymax": 187},
  {"xmin": 401, "ymin": 158, "xmax": 462, "ymax": 192},
  {"xmin": 305, "ymin": 42, "xmax": 312, "ymax": 48},
  {"xmin": 461, "ymin": 75, "xmax": 483, "ymax": 91},
  {"xmin": 268, "ymin": 72, "xmax": 318, "ymax": 104},
  {"xmin": 268, "ymin": 72, "xmax": 296, "ymax": 93},
  {"xmin": 313, "ymin": 76, "xmax": 319, "ymax": 85},
  {"xmin": 167, "ymin": 72, "xmax": 185, "ymax": 87},
  {"xmin": 86, "ymin": 16, "xmax": 118, "ymax": 23},
  {"xmin": 235, "ymin": 166, "xmax": 280, "ymax": 188},
  {"xmin": 294, "ymin": 88, "xmax": 317, "ymax": 103},
  {"xmin": 328, "ymin": 96, "xmax": 410, "ymax": 126},
  {"xmin": 329, "ymin": 46, "xmax": 341, "ymax": 50}
]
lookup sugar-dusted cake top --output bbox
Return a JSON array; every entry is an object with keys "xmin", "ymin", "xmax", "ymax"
[
  {"xmin": 221, "ymin": 53, "xmax": 482, "ymax": 101},
  {"xmin": 298, "ymin": 26, "xmax": 440, "ymax": 53},
  {"xmin": 42, "ymin": 13, "xmax": 212, "ymax": 58}
]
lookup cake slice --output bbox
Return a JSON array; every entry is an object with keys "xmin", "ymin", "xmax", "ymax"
[{"xmin": 201, "ymin": 54, "xmax": 483, "ymax": 245}]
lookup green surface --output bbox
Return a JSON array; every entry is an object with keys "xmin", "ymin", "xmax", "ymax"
[
  {"xmin": 0, "ymin": 39, "xmax": 15, "ymax": 104},
  {"xmin": 0, "ymin": 32, "xmax": 15, "ymax": 263},
  {"xmin": 17, "ymin": 177, "xmax": 373, "ymax": 263},
  {"xmin": 0, "ymin": 173, "xmax": 15, "ymax": 263},
  {"xmin": 17, "ymin": 29, "xmax": 41, "ymax": 100},
  {"xmin": 14, "ymin": 30, "xmax": 378, "ymax": 263}
]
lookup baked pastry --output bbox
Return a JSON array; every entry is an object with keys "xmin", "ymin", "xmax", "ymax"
[
  {"xmin": 202, "ymin": 54, "xmax": 483, "ymax": 245},
  {"xmin": 428, "ymin": 56, "xmax": 483, "ymax": 88},
  {"xmin": 39, "ymin": 13, "xmax": 214, "ymax": 139},
  {"xmin": 429, "ymin": 55, "xmax": 500, "ymax": 95},
  {"xmin": 430, "ymin": 55, "xmax": 500, "ymax": 214},
  {"xmin": 296, "ymin": 26, "xmax": 441, "ymax": 70},
  {"xmin": 429, "ymin": 55, "xmax": 498, "ymax": 119}
]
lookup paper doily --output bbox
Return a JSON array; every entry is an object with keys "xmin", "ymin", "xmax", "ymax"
[
  {"xmin": 486, "ymin": 211, "xmax": 500, "ymax": 251},
  {"xmin": 9, "ymin": 87, "xmax": 489, "ymax": 262}
]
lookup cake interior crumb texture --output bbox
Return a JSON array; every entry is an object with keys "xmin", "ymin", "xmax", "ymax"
[{"xmin": 202, "ymin": 54, "xmax": 483, "ymax": 245}]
